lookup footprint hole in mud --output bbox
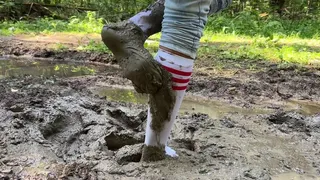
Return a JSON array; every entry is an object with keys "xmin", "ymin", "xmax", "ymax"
[
  {"xmin": 107, "ymin": 109, "xmax": 147, "ymax": 131},
  {"xmin": 39, "ymin": 114, "xmax": 71, "ymax": 139},
  {"xmin": 185, "ymin": 126, "xmax": 197, "ymax": 134},
  {"xmin": 117, "ymin": 151, "xmax": 142, "ymax": 164},
  {"xmin": 173, "ymin": 139, "xmax": 196, "ymax": 152},
  {"xmin": 267, "ymin": 111, "xmax": 316, "ymax": 134},
  {"xmin": 104, "ymin": 132, "xmax": 143, "ymax": 151}
]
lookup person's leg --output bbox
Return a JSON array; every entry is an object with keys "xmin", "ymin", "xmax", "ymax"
[
  {"xmin": 141, "ymin": 0, "xmax": 213, "ymax": 161},
  {"xmin": 100, "ymin": 0, "xmax": 232, "ymax": 95},
  {"xmin": 101, "ymin": 0, "xmax": 232, "ymax": 161},
  {"xmin": 128, "ymin": 0, "xmax": 232, "ymax": 40}
]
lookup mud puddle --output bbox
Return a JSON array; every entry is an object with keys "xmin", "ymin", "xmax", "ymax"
[
  {"xmin": 0, "ymin": 58, "xmax": 115, "ymax": 78},
  {"xmin": 93, "ymin": 86, "xmax": 319, "ymax": 119},
  {"xmin": 272, "ymin": 172, "xmax": 320, "ymax": 180},
  {"xmin": 285, "ymin": 100, "xmax": 320, "ymax": 115}
]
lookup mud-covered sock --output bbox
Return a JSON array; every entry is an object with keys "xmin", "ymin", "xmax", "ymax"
[
  {"xmin": 129, "ymin": 0, "xmax": 165, "ymax": 40},
  {"xmin": 144, "ymin": 47, "xmax": 194, "ymax": 158}
]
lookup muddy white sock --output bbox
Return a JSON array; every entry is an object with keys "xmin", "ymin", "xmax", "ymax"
[{"xmin": 144, "ymin": 48, "xmax": 193, "ymax": 157}]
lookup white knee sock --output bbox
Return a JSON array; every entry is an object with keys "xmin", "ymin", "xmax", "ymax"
[{"xmin": 144, "ymin": 48, "xmax": 194, "ymax": 155}]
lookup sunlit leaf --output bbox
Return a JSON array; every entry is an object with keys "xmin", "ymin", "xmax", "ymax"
[{"xmin": 54, "ymin": 65, "xmax": 60, "ymax": 71}]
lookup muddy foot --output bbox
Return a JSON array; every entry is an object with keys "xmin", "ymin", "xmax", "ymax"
[
  {"xmin": 141, "ymin": 145, "xmax": 166, "ymax": 162},
  {"xmin": 101, "ymin": 21, "xmax": 171, "ymax": 94}
]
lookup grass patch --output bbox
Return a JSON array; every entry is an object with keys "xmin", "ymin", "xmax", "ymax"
[
  {"xmin": 77, "ymin": 40, "xmax": 110, "ymax": 53},
  {"xmin": 54, "ymin": 43, "xmax": 69, "ymax": 52},
  {"xmin": 1, "ymin": 11, "xmax": 319, "ymax": 65},
  {"xmin": 205, "ymin": 11, "xmax": 320, "ymax": 40},
  {"xmin": 150, "ymin": 33, "xmax": 320, "ymax": 65},
  {"xmin": 0, "ymin": 12, "xmax": 103, "ymax": 35}
]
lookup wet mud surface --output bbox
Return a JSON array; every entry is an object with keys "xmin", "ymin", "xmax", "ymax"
[
  {"xmin": 1, "ymin": 36, "xmax": 320, "ymax": 106},
  {"xmin": 0, "ymin": 36, "xmax": 115, "ymax": 64},
  {"xmin": 1, "ymin": 37, "xmax": 320, "ymax": 179}
]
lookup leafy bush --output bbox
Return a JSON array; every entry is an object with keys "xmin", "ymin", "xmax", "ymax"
[
  {"xmin": 206, "ymin": 11, "xmax": 320, "ymax": 39},
  {"xmin": 0, "ymin": 12, "xmax": 103, "ymax": 35}
]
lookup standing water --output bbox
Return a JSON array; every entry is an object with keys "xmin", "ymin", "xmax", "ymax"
[{"xmin": 0, "ymin": 58, "xmax": 110, "ymax": 78}]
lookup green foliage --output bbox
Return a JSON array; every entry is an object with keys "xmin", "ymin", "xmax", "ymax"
[
  {"xmin": 53, "ymin": 64, "xmax": 96, "ymax": 75},
  {"xmin": 1, "ymin": 0, "xmax": 319, "ymax": 66},
  {"xmin": 1, "ymin": 0, "xmax": 319, "ymax": 22},
  {"xmin": 0, "ymin": 12, "xmax": 103, "ymax": 35},
  {"xmin": 54, "ymin": 43, "xmax": 68, "ymax": 52},
  {"xmin": 197, "ymin": 34, "xmax": 320, "ymax": 65},
  {"xmin": 93, "ymin": 0, "xmax": 153, "ymax": 21},
  {"xmin": 0, "ymin": 1, "xmax": 15, "ymax": 13},
  {"xmin": 77, "ymin": 40, "xmax": 109, "ymax": 53},
  {"xmin": 206, "ymin": 11, "xmax": 320, "ymax": 39},
  {"xmin": 228, "ymin": 0, "xmax": 320, "ymax": 17}
]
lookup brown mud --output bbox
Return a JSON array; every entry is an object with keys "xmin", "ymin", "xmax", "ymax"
[
  {"xmin": 0, "ymin": 36, "xmax": 320, "ymax": 179},
  {"xmin": 0, "ymin": 35, "xmax": 115, "ymax": 64}
]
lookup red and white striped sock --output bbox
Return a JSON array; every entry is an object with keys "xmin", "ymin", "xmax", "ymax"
[{"xmin": 144, "ymin": 47, "xmax": 194, "ymax": 157}]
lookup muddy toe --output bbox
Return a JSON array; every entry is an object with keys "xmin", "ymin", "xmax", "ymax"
[{"xmin": 101, "ymin": 27, "xmax": 127, "ymax": 57}]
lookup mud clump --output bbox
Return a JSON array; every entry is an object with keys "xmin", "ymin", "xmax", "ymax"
[
  {"xmin": 220, "ymin": 118, "xmax": 236, "ymax": 128},
  {"xmin": 140, "ymin": 145, "xmax": 166, "ymax": 162},
  {"xmin": 33, "ymin": 49, "xmax": 55, "ymax": 58},
  {"xmin": 267, "ymin": 111, "xmax": 320, "ymax": 134},
  {"xmin": 243, "ymin": 168, "xmax": 271, "ymax": 180},
  {"xmin": 149, "ymin": 86, "xmax": 175, "ymax": 132},
  {"xmin": 115, "ymin": 144, "xmax": 143, "ymax": 164},
  {"xmin": 268, "ymin": 111, "xmax": 308, "ymax": 134},
  {"xmin": 308, "ymin": 115, "xmax": 320, "ymax": 132}
]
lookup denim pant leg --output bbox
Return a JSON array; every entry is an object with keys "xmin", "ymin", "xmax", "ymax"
[{"xmin": 159, "ymin": 0, "xmax": 212, "ymax": 59}]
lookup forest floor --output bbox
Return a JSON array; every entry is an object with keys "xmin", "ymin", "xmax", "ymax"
[{"xmin": 0, "ymin": 34, "xmax": 320, "ymax": 180}]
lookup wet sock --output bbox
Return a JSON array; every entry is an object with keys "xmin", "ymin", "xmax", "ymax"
[
  {"xmin": 144, "ymin": 48, "xmax": 194, "ymax": 157},
  {"xmin": 129, "ymin": 0, "xmax": 165, "ymax": 39}
]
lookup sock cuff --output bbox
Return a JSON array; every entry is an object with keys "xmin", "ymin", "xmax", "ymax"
[
  {"xmin": 155, "ymin": 48, "xmax": 194, "ymax": 91},
  {"xmin": 155, "ymin": 49, "xmax": 194, "ymax": 71}
]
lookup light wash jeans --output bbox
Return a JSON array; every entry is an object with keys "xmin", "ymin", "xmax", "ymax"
[{"xmin": 160, "ymin": 0, "xmax": 232, "ymax": 59}]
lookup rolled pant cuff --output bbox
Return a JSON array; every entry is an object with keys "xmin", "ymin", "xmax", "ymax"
[{"xmin": 159, "ymin": 42, "xmax": 197, "ymax": 59}]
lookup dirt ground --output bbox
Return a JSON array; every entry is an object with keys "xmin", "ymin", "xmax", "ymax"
[{"xmin": 0, "ymin": 35, "xmax": 320, "ymax": 180}]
